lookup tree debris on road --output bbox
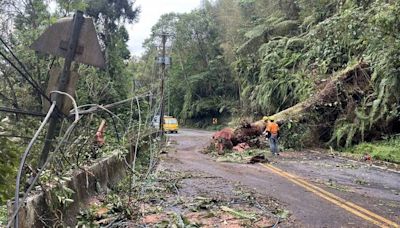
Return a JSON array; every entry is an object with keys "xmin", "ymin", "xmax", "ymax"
[
  {"xmin": 211, "ymin": 119, "xmax": 266, "ymax": 154},
  {"xmin": 135, "ymin": 161, "xmax": 292, "ymax": 227}
]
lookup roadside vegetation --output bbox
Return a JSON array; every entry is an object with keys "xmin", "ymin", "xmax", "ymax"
[
  {"xmin": 345, "ymin": 136, "xmax": 400, "ymax": 164},
  {"xmin": 0, "ymin": 0, "xmax": 146, "ymax": 213},
  {"xmin": 0, "ymin": 205, "xmax": 7, "ymax": 226},
  {"xmin": 138, "ymin": 0, "xmax": 400, "ymax": 163},
  {"xmin": 1, "ymin": 0, "xmax": 399, "ymax": 225}
]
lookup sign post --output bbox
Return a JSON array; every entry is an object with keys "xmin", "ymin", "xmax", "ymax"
[
  {"xmin": 38, "ymin": 11, "xmax": 85, "ymax": 168},
  {"xmin": 13, "ymin": 11, "xmax": 105, "ymax": 228},
  {"xmin": 30, "ymin": 10, "xmax": 105, "ymax": 168}
]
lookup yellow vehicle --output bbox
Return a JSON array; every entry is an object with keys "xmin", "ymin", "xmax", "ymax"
[
  {"xmin": 163, "ymin": 116, "xmax": 179, "ymax": 133},
  {"xmin": 151, "ymin": 115, "xmax": 179, "ymax": 133}
]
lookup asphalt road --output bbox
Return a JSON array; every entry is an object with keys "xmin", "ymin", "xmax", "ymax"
[{"xmin": 166, "ymin": 129, "xmax": 400, "ymax": 227}]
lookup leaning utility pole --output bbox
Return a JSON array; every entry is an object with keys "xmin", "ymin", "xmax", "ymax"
[{"xmin": 159, "ymin": 34, "xmax": 167, "ymax": 136}]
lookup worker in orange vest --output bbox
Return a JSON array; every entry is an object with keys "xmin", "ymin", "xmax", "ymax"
[{"xmin": 263, "ymin": 116, "xmax": 280, "ymax": 155}]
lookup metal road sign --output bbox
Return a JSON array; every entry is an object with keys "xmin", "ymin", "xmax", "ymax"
[
  {"xmin": 156, "ymin": 56, "xmax": 171, "ymax": 65},
  {"xmin": 30, "ymin": 11, "xmax": 105, "ymax": 173},
  {"xmin": 11, "ymin": 13, "xmax": 107, "ymax": 228},
  {"xmin": 31, "ymin": 17, "xmax": 105, "ymax": 68}
]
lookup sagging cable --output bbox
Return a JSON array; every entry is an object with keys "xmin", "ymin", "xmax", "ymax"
[
  {"xmin": 13, "ymin": 101, "xmax": 56, "ymax": 228},
  {"xmin": 9, "ymin": 91, "xmax": 80, "ymax": 228}
]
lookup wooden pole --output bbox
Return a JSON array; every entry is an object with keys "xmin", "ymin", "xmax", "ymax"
[{"xmin": 159, "ymin": 34, "xmax": 167, "ymax": 136}]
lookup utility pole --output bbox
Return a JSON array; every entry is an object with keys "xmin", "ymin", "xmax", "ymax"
[
  {"xmin": 167, "ymin": 79, "xmax": 170, "ymax": 116},
  {"xmin": 159, "ymin": 34, "xmax": 167, "ymax": 136}
]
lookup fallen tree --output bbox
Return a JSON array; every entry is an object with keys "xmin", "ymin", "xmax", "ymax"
[
  {"xmin": 212, "ymin": 61, "xmax": 372, "ymax": 151},
  {"xmin": 272, "ymin": 61, "xmax": 370, "ymax": 122}
]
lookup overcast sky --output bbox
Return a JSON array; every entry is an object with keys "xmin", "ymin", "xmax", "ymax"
[{"xmin": 126, "ymin": 0, "xmax": 201, "ymax": 57}]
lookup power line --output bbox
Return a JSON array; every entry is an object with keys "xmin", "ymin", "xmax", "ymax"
[
  {"xmin": 13, "ymin": 102, "xmax": 56, "ymax": 228},
  {"xmin": 70, "ymin": 92, "xmax": 153, "ymax": 116},
  {"xmin": 7, "ymin": 112, "xmax": 79, "ymax": 228},
  {"xmin": 0, "ymin": 106, "xmax": 47, "ymax": 117},
  {"xmin": 0, "ymin": 47, "xmax": 51, "ymax": 102},
  {"xmin": 7, "ymin": 90, "xmax": 158, "ymax": 227},
  {"xmin": 0, "ymin": 39, "xmax": 67, "ymax": 121},
  {"xmin": 0, "ymin": 37, "xmax": 42, "ymax": 90}
]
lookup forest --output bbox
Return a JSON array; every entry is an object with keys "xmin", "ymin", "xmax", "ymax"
[
  {"xmin": 140, "ymin": 0, "xmax": 400, "ymax": 158},
  {"xmin": 0, "ymin": 0, "xmax": 399, "ymax": 226}
]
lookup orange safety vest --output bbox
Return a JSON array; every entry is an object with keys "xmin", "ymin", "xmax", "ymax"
[{"xmin": 266, "ymin": 122, "xmax": 279, "ymax": 135}]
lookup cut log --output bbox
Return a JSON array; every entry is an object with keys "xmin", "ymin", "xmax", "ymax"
[{"xmin": 213, "ymin": 120, "xmax": 266, "ymax": 151}]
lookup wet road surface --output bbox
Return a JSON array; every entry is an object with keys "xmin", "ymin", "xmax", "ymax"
[{"xmin": 166, "ymin": 129, "xmax": 400, "ymax": 227}]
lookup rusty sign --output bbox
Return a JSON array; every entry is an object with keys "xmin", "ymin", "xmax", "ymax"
[{"xmin": 31, "ymin": 17, "xmax": 105, "ymax": 68}]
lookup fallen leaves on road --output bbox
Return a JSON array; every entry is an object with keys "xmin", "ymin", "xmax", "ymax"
[
  {"xmin": 214, "ymin": 149, "xmax": 269, "ymax": 164},
  {"xmin": 135, "ymin": 167, "xmax": 290, "ymax": 227},
  {"xmin": 220, "ymin": 206, "xmax": 257, "ymax": 220}
]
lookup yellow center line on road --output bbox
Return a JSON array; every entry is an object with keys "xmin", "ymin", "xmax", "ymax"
[
  {"xmin": 267, "ymin": 164, "xmax": 398, "ymax": 227},
  {"xmin": 260, "ymin": 163, "xmax": 399, "ymax": 228}
]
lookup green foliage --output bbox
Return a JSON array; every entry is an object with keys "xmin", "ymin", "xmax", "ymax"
[
  {"xmin": 214, "ymin": 149, "xmax": 265, "ymax": 163},
  {"xmin": 86, "ymin": 0, "xmax": 139, "ymax": 23},
  {"xmin": 244, "ymin": 24, "xmax": 268, "ymax": 39},
  {"xmin": 236, "ymin": 36, "xmax": 313, "ymax": 115},
  {"xmin": 346, "ymin": 135, "xmax": 400, "ymax": 163},
  {"xmin": 0, "ymin": 205, "xmax": 7, "ymax": 226},
  {"xmin": 279, "ymin": 121, "xmax": 313, "ymax": 150},
  {"xmin": 230, "ymin": 0, "xmax": 400, "ymax": 149},
  {"xmin": 0, "ymin": 137, "xmax": 19, "ymax": 202},
  {"xmin": 0, "ymin": 0, "xmax": 140, "ymax": 205},
  {"xmin": 75, "ymin": 134, "xmax": 162, "ymax": 226},
  {"xmin": 297, "ymin": 0, "xmax": 341, "ymax": 24},
  {"xmin": 0, "ymin": 118, "xmax": 23, "ymax": 203},
  {"xmin": 55, "ymin": 0, "xmax": 88, "ymax": 15},
  {"xmin": 317, "ymin": 1, "xmax": 400, "ymax": 147},
  {"xmin": 272, "ymin": 20, "xmax": 299, "ymax": 36},
  {"xmin": 40, "ymin": 174, "xmax": 76, "ymax": 212},
  {"xmin": 142, "ymin": 7, "xmax": 238, "ymax": 126},
  {"xmin": 137, "ymin": 0, "xmax": 400, "ymax": 143}
]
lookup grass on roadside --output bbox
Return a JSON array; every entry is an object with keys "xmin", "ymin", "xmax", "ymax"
[{"xmin": 345, "ymin": 136, "xmax": 400, "ymax": 164}]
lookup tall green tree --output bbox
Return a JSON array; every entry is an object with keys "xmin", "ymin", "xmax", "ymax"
[
  {"xmin": 0, "ymin": 0, "xmax": 140, "ymax": 204},
  {"xmin": 142, "ymin": 7, "xmax": 238, "ymax": 126}
]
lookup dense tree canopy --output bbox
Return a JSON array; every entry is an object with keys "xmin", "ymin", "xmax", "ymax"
[
  {"xmin": 0, "ymin": 0, "xmax": 140, "ymax": 203},
  {"xmin": 1, "ymin": 0, "xmax": 400, "ymax": 207},
  {"xmin": 138, "ymin": 0, "xmax": 400, "ymax": 144}
]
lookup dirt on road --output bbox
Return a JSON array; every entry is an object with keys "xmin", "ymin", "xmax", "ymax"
[{"xmin": 140, "ymin": 129, "xmax": 399, "ymax": 227}]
